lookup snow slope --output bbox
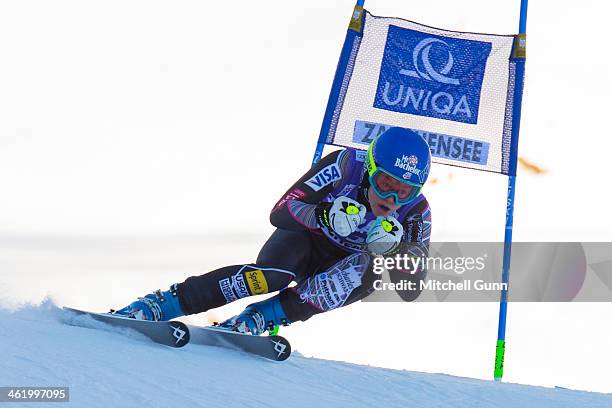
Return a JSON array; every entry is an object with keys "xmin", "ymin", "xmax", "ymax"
[{"xmin": 1, "ymin": 302, "xmax": 610, "ymax": 408}]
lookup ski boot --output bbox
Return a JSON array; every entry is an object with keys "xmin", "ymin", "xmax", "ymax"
[
  {"xmin": 219, "ymin": 295, "xmax": 290, "ymax": 335},
  {"xmin": 112, "ymin": 284, "xmax": 184, "ymax": 321}
]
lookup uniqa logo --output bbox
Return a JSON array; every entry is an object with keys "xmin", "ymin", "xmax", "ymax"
[
  {"xmin": 374, "ymin": 29, "xmax": 485, "ymax": 122},
  {"xmin": 381, "ymin": 36, "xmax": 472, "ymax": 118},
  {"xmin": 399, "ymin": 38, "xmax": 460, "ymax": 85},
  {"xmin": 375, "ymin": 26, "xmax": 491, "ymax": 124}
]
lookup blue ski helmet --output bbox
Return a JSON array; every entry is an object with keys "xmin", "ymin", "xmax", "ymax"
[{"xmin": 366, "ymin": 127, "xmax": 431, "ymax": 205}]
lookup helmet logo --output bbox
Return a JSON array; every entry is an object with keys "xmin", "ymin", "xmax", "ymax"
[{"xmin": 395, "ymin": 155, "xmax": 421, "ymax": 179}]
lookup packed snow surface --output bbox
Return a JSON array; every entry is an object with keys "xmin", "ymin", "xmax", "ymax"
[{"xmin": 2, "ymin": 302, "xmax": 610, "ymax": 408}]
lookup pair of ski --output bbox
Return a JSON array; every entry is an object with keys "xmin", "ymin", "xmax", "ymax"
[{"xmin": 63, "ymin": 307, "xmax": 291, "ymax": 361}]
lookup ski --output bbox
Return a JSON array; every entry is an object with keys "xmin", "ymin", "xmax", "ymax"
[
  {"xmin": 63, "ymin": 308, "xmax": 290, "ymax": 359},
  {"xmin": 63, "ymin": 307, "xmax": 190, "ymax": 348},
  {"xmin": 188, "ymin": 325, "xmax": 291, "ymax": 361}
]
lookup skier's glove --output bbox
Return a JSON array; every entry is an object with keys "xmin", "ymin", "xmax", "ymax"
[
  {"xmin": 316, "ymin": 196, "xmax": 366, "ymax": 237},
  {"xmin": 366, "ymin": 216, "xmax": 404, "ymax": 255}
]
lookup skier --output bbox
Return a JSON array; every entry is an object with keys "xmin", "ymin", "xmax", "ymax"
[{"xmin": 114, "ymin": 127, "xmax": 432, "ymax": 335}]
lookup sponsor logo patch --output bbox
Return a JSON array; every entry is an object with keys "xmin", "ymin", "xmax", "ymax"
[
  {"xmin": 296, "ymin": 255, "xmax": 366, "ymax": 311},
  {"xmin": 273, "ymin": 188, "xmax": 306, "ymax": 212},
  {"xmin": 246, "ymin": 270, "xmax": 269, "ymax": 295},
  {"xmin": 232, "ymin": 272, "xmax": 250, "ymax": 298},
  {"xmin": 305, "ymin": 163, "xmax": 342, "ymax": 191},
  {"xmin": 374, "ymin": 26, "xmax": 492, "ymax": 124},
  {"xmin": 219, "ymin": 278, "xmax": 237, "ymax": 303},
  {"xmin": 395, "ymin": 154, "xmax": 424, "ymax": 183}
]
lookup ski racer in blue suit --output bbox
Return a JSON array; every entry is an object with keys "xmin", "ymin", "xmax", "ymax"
[{"xmin": 115, "ymin": 127, "xmax": 432, "ymax": 335}]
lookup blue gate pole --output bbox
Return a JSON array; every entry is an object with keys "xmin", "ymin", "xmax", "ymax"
[
  {"xmin": 312, "ymin": 0, "xmax": 365, "ymax": 165},
  {"xmin": 494, "ymin": 0, "xmax": 528, "ymax": 382}
]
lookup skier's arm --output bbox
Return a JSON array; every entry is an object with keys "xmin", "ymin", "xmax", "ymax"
[
  {"xmin": 390, "ymin": 198, "xmax": 432, "ymax": 302},
  {"xmin": 269, "ymin": 149, "xmax": 351, "ymax": 231},
  {"xmin": 335, "ymin": 200, "xmax": 431, "ymax": 308}
]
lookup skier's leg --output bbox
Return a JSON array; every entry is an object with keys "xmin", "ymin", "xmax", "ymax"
[
  {"xmin": 224, "ymin": 251, "xmax": 376, "ymax": 334},
  {"xmin": 279, "ymin": 251, "xmax": 377, "ymax": 322},
  {"xmin": 177, "ymin": 229, "xmax": 313, "ymax": 315},
  {"xmin": 114, "ymin": 229, "xmax": 313, "ymax": 320},
  {"xmin": 176, "ymin": 264, "xmax": 296, "ymax": 315}
]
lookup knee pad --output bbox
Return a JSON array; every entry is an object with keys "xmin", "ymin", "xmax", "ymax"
[{"xmin": 294, "ymin": 252, "xmax": 371, "ymax": 312}]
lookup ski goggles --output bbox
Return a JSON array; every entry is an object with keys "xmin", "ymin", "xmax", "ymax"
[{"xmin": 368, "ymin": 168, "xmax": 422, "ymax": 205}]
